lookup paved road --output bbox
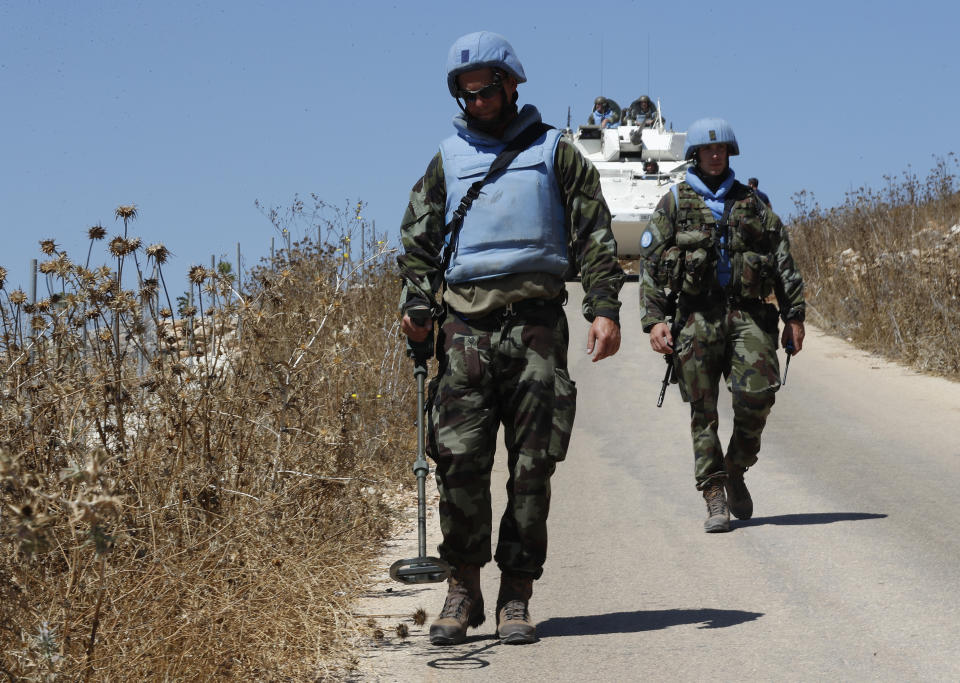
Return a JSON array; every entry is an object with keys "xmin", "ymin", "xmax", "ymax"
[{"xmin": 356, "ymin": 283, "xmax": 960, "ymax": 682}]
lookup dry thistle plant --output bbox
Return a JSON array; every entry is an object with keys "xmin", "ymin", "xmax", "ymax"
[
  {"xmin": 789, "ymin": 153, "xmax": 960, "ymax": 376},
  {"xmin": 1, "ymin": 198, "xmax": 419, "ymax": 679}
]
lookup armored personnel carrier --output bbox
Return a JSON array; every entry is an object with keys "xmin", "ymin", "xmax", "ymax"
[{"xmin": 565, "ymin": 102, "xmax": 688, "ymax": 257}]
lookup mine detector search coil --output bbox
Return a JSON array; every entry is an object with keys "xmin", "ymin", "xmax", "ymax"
[{"xmin": 389, "ymin": 307, "xmax": 451, "ymax": 584}]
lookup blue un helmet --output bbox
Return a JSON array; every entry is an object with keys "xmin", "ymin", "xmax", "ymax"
[
  {"xmin": 446, "ymin": 31, "xmax": 527, "ymax": 97},
  {"xmin": 683, "ymin": 118, "xmax": 740, "ymax": 161}
]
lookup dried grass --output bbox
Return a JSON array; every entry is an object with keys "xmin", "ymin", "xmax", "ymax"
[
  {"xmin": 789, "ymin": 154, "xmax": 960, "ymax": 377},
  {"xmin": 1, "ymin": 197, "xmax": 415, "ymax": 679}
]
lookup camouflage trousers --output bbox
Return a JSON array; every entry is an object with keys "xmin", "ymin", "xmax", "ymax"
[
  {"xmin": 426, "ymin": 300, "xmax": 576, "ymax": 580},
  {"xmin": 674, "ymin": 302, "xmax": 781, "ymax": 487}
]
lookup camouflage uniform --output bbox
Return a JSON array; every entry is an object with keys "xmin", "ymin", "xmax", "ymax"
[
  {"xmin": 640, "ymin": 179, "xmax": 805, "ymax": 487},
  {"xmin": 398, "ymin": 136, "xmax": 623, "ymax": 579}
]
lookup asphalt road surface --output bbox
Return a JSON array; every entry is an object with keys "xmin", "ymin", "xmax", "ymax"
[{"xmin": 356, "ymin": 283, "xmax": 960, "ymax": 682}]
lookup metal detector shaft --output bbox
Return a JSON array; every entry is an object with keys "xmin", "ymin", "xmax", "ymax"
[{"xmin": 414, "ymin": 362, "xmax": 429, "ymax": 559}]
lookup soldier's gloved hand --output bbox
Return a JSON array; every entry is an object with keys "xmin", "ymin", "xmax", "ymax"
[
  {"xmin": 401, "ymin": 313, "xmax": 433, "ymax": 342},
  {"xmin": 782, "ymin": 319, "xmax": 805, "ymax": 354},
  {"xmin": 649, "ymin": 322, "xmax": 674, "ymax": 355}
]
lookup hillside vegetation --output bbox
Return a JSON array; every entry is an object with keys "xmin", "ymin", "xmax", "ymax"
[
  {"xmin": 0, "ymin": 198, "xmax": 415, "ymax": 679},
  {"xmin": 789, "ymin": 154, "xmax": 960, "ymax": 378}
]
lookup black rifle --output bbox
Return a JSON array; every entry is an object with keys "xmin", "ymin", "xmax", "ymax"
[{"xmin": 656, "ymin": 293, "xmax": 683, "ymax": 407}]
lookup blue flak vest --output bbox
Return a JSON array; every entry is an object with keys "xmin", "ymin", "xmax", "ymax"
[{"xmin": 439, "ymin": 121, "xmax": 567, "ymax": 285}]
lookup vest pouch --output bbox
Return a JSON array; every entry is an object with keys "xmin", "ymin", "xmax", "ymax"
[
  {"xmin": 659, "ymin": 245, "xmax": 682, "ymax": 291},
  {"xmin": 739, "ymin": 251, "xmax": 774, "ymax": 298},
  {"xmin": 729, "ymin": 214, "xmax": 766, "ymax": 251},
  {"xmin": 675, "ymin": 227, "xmax": 713, "ymax": 250},
  {"xmin": 683, "ymin": 247, "xmax": 711, "ymax": 295}
]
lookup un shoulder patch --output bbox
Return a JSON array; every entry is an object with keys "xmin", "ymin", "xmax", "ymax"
[{"xmin": 640, "ymin": 230, "xmax": 654, "ymax": 248}]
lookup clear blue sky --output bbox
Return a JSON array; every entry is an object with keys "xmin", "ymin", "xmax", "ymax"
[{"xmin": 2, "ymin": 0, "xmax": 958, "ymax": 292}]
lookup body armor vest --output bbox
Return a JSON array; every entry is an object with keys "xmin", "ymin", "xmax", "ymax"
[
  {"xmin": 439, "ymin": 126, "xmax": 567, "ymax": 285},
  {"xmin": 662, "ymin": 180, "xmax": 776, "ymax": 300}
]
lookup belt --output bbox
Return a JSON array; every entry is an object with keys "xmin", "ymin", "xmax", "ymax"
[
  {"xmin": 452, "ymin": 294, "xmax": 566, "ymax": 328},
  {"xmin": 679, "ymin": 291, "xmax": 764, "ymax": 312}
]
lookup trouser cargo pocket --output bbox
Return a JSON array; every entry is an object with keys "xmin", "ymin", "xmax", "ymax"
[{"xmin": 548, "ymin": 369, "xmax": 577, "ymax": 462}]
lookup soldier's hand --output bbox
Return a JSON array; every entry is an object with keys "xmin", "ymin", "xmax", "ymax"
[
  {"xmin": 401, "ymin": 313, "xmax": 433, "ymax": 343},
  {"xmin": 782, "ymin": 319, "xmax": 805, "ymax": 354},
  {"xmin": 649, "ymin": 322, "xmax": 674, "ymax": 355},
  {"xmin": 587, "ymin": 316, "xmax": 620, "ymax": 362}
]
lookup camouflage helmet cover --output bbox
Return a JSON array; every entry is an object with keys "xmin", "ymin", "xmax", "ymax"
[
  {"xmin": 446, "ymin": 31, "xmax": 527, "ymax": 97},
  {"xmin": 683, "ymin": 117, "xmax": 740, "ymax": 160},
  {"xmin": 594, "ymin": 96, "xmax": 607, "ymax": 107}
]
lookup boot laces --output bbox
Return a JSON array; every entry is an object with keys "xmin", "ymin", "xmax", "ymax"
[
  {"xmin": 502, "ymin": 599, "xmax": 528, "ymax": 622},
  {"xmin": 706, "ymin": 487, "xmax": 726, "ymax": 517},
  {"xmin": 439, "ymin": 586, "xmax": 470, "ymax": 619}
]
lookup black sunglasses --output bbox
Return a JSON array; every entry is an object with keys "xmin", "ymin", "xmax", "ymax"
[{"xmin": 456, "ymin": 79, "xmax": 502, "ymax": 102}]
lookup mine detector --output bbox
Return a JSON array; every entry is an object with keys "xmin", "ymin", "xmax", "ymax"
[{"xmin": 565, "ymin": 102, "xmax": 688, "ymax": 258}]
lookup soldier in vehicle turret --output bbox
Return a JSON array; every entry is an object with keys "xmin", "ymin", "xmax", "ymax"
[
  {"xmin": 588, "ymin": 96, "xmax": 621, "ymax": 128},
  {"xmin": 398, "ymin": 31, "xmax": 623, "ymax": 646},
  {"xmin": 627, "ymin": 95, "xmax": 657, "ymax": 127},
  {"xmin": 639, "ymin": 118, "xmax": 805, "ymax": 533}
]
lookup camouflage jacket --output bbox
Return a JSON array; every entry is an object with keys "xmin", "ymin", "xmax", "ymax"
[
  {"xmin": 398, "ymin": 137, "xmax": 624, "ymax": 324},
  {"xmin": 639, "ymin": 178, "xmax": 805, "ymax": 332}
]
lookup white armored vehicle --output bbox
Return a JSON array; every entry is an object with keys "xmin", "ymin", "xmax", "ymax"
[{"xmin": 565, "ymin": 102, "xmax": 688, "ymax": 257}]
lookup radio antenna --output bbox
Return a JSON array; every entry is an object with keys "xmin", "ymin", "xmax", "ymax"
[{"xmin": 647, "ymin": 34, "xmax": 651, "ymax": 95}]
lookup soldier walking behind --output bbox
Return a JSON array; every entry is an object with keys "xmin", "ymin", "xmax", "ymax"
[
  {"xmin": 639, "ymin": 118, "xmax": 805, "ymax": 532},
  {"xmin": 398, "ymin": 31, "xmax": 623, "ymax": 644}
]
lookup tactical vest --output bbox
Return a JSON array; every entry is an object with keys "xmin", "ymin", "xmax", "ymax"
[
  {"xmin": 661, "ymin": 181, "xmax": 776, "ymax": 300},
  {"xmin": 439, "ymin": 127, "xmax": 567, "ymax": 285}
]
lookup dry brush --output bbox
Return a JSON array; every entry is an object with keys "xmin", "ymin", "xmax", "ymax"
[
  {"xmin": 1, "ymin": 198, "xmax": 416, "ymax": 679},
  {"xmin": 788, "ymin": 154, "xmax": 960, "ymax": 377}
]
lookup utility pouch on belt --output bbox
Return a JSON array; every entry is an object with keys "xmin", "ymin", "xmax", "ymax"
[{"xmin": 738, "ymin": 251, "xmax": 775, "ymax": 299}]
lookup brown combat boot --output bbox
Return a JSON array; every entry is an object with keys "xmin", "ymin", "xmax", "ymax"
[
  {"xmin": 724, "ymin": 457, "xmax": 753, "ymax": 520},
  {"xmin": 429, "ymin": 565, "xmax": 484, "ymax": 645},
  {"xmin": 702, "ymin": 483, "xmax": 731, "ymax": 533},
  {"xmin": 496, "ymin": 574, "xmax": 536, "ymax": 644}
]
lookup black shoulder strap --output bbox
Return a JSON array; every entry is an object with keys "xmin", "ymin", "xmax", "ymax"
[
  {"xmin": 717, "ymin": 196, "xmax": 736, "ymax": 230},
  {"xmin": 441, "ymin": 122, "xmax": 552, "ymax": 274}
]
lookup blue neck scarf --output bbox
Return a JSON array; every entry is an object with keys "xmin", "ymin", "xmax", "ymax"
[{"xmin": 685, "ymin": 168, "xmax": 736, "ymax": 221}]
